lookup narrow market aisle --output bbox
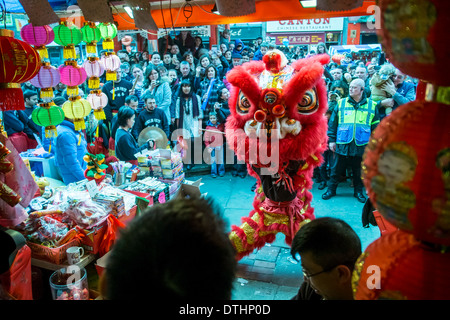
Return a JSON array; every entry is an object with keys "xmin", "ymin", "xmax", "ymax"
[{"xmin": 188, "ymin": 171, "xmax": 380, "ymax": 300}]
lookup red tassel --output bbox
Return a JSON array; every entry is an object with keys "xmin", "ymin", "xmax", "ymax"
[{"xmin": 0, "ymin": 85, "xmax": 25, "ymax": 111}]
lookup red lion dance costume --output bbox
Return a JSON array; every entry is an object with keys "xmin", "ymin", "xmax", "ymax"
[{"xmin": 226, "ymin": 50, "xmax": 330, "ymax": 259}]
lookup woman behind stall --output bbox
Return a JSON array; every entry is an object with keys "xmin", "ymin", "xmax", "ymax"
[
  {"xmin": 115, "ymin": 106, "xmax": 154, "ymax": 166},
  {"xmin": 131, "ymin": 64, "xmax": 146, "ymax": 112},
  {"xmin": 174, "ymin": 79, "xmax": 203, "ymax": 170},
  {"xmin": 142, "ymin": 66, "xmax": 172, "ymax": 128}
]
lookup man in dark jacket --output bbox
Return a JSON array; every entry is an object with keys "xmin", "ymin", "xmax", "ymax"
[
  {"xmin": 102, "ymin": 71, "xmax": 134, "ymax": 123},
  {"xmin": 133, "ymin": 94, "xmax": 170, "ymax": 140}
]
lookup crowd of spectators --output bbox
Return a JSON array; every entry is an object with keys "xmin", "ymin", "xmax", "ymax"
[{"xmin": 2, "ymin": 29, "xmax": 417, "ymax": 185}]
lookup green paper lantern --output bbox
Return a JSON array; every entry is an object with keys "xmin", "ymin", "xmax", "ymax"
[
  {"xmin": 98, "ymin": 22, "xmax": 117, "ymax": 50},
  {"xmin": 32, "ymin": 102, "xmax": 65, "ymax": 138},
  {"xmin": 53, "ymin": 22, "xmax": 83, "ymax": 59},
  {"xmin": 81, "ymin": 22, "xmax": 101, "ymax": 54}
]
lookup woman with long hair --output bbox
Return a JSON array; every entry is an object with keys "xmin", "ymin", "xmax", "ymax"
[
  {"xmin": 174, "ymin": 79, "xmax": 203, "ymax": 170},
  {"xmin": 142, "ymin": 66, "xmax": 172, "ymax": 128}
]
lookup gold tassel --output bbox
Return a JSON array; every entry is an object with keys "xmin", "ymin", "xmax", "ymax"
[
  {"xmin": 45, "ymin": 126, "xmax": 58, "ymax": 138},
  {"xmin": 112, "ymin": 80, "xmax": 115, "ymax": 100},
  {"xmin": 94, "ymin": 109, "xmax": 106, "ymax": 120},
  {"xmin": 96, "ymin": 125, "xmax": 99, "ymax": 137},
  {"xmin": 67, "ymin": 86, "xmax": 79, "ymax": 96},
  {"xmin": 74, "ymin": 119, "xmax": 86, "ymax": 132},
  {"xmin": 63, "ymin": 45, "xmax": 76, "ymax": 60},
  {"xmin": 88, "ymin": 77, "xmax": 100, "ymax": 89},
  {"xmin": 86, "ymin": 43, "xmax": 97, "ymax": 54},
  {"xmin": 102, "ymin": 39, "xmax": 114, "ymax": 50},
  {"xmin": 106, "ymin": 71, "xmax": 117, "ymax": 82},
  {"xmin": 36, "ymin": 46, "xmax": 49, "ymax": 59},
  {"xmin": 40, "ymin": 88, "xmax": 54, "ymax": 99},
  {"xmin": 48, "ymin": 140, "xmax": 51, "ymax": 153}
]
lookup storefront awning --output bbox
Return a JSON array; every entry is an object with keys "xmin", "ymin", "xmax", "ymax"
[{"xmin": 5, "ymin": 0, "xmax": 376, "ymax": 30}]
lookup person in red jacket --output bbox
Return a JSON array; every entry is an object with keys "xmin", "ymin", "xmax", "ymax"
[{"xmin": 204, "ymin": 112, "xmax": 225, "ymax": 178}]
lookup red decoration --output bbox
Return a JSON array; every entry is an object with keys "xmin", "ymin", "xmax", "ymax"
[
  {"xmin": 0, "ymin": 29, "xmax": 41, "ymax": 111},
  {"xmin": 352, "ymin": 229, "xmax": 450, "ymax": 300},
  {"xmin": 377, "ymin": 0, "xmax": 450, "ymax": 86},
  {"xmin": 331, "ymin": 53, "xmax": 345, "ymax": 65},
  {"xmin": 20, "ymin": 23, "xmax": 54, "ymax": 60},
  {"xmin": 362, "ymin": 100, "xmax": 450, "ymax": 246}
]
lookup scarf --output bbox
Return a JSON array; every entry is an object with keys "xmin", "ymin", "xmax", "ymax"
[{"xmin": 178, "ymin": 91, "xmax": 199, "ymax": 129}]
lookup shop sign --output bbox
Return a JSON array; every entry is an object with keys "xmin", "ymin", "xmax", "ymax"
[
  {"xmin": 229, "ymin": 26, "xmax": 262, "ymax": 40},
  {"xmin": 271, "ymin": 33, "xmax": 325, "ymax": 45},
  {"xmin": 266, "ymin": 17, "xmax": 344, "ymax": 32}
]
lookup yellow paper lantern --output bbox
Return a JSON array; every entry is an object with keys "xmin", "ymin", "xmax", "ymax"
[{"xmin": 62, "ymin": 96, "xmax": 92, "ymax": 131}]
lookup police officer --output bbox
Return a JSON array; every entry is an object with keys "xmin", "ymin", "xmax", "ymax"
[{"xmin": 322, "ymin": 79, "xmax": 380, "ymax": 203}]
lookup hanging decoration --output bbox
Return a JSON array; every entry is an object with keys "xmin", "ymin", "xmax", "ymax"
[
  {"xmin": 81, "ymin": 22, "xmax": 102, "ymax": 55},
  {"xmin": 352, "ymin": 229, "xmax": 450, "ymax": 300},
  {"xmin": 352, "ymin": 0, "xmax": 450, "ymax": 300},
  {"xmin": 101, "ymin": 52, "xmax": 121, "ymax": 82},
  {"xmin": 377, "ymin": 0, "xmax": 450, "ymax": 86},
  {"xmin": 62, "ymin": 96, "xmax": 92, "ymax": 131},
  {"xmin": 29, "ymin": 62, "xmax": 61, "ymax": 99},
  {"xmin": 83, "ymin": 153, "xmax": 108, "ymax": 183},
  {"xmin": 53, "ymin": 21, "xmax": 83, "ymax": 60},
  {"xmin": 98, "ymin": 22, "xmax": 117, "ymax": 51},
  {"xmin": 0, "ymin": 29, "xmax": 41, "ymax": 111},
  {"xmin": 82, "ymin": 57, "xmax": 105, "ymax": 89},
  {"xmin": 20, "ymin": 23, "xmax": 54, "ymax": 60},
  {"xmin": 31, "ymin": 101, "xmax": 65, "ymax": 138},
  {"xmin": 215, "ymin": 0, "xmax": 256, "ymax": 17},
  {"xmin": 121, "ymin": 35, "xmax": 133, "ymax": 53},
  {"xmin": 59, "ymin": 61, "xmax": 87, "ymax": 97},
  {"xmin": 86, "ymin": 90, "xmax": 108, "ymax": 121}
]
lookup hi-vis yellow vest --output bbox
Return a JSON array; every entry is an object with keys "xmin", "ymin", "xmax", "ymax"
[{"xmin": 336, "ymin": 97, "xmax": 378, "ymax": 146}]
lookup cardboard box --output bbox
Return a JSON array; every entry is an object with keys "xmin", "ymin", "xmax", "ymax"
[{"xmin": 171, "ymin": 179, "xmax": 202, "ymax": 200}]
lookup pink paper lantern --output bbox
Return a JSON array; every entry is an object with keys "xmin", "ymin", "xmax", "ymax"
[
  {"xmin": 101, "ymin": 52, "xmax": 121, "ymax": 81},
  {"xmin": 59, "ymin": 61, "xmax": 87, "ymax": 96},
  {"xmin": 82, "ymin": 57, "xmax": 105, "ymax": 89},
  {"xmin": 20, "ymin": 23, "xmax": 54, "ymax": 59},
  {"xmin": 29, "ymin": 62, "xmax": 60, "ymax": 99},
  {"xmin": 87, "ymin": 90, "xmax": 108, "ymax": 120}
]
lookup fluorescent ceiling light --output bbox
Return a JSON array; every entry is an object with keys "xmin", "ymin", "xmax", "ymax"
[
  {"xmin": 300, "ymin": 0, "xmax": 317, "ymax": 8},
  {"xmin": 124, "ymin": 6, "xmax": 134, "ymax": 19}
]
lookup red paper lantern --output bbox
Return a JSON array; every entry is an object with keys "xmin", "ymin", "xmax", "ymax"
[
  {"xmin": 377, "ymin": 0, "xmax": 450, "ymax": 86},
  {"xmin": 29, "ymin": 62, "xmax": 61, "ymax": 99},
  {"xmin": 331, "ymin": 53, "xmax": 345, "ymax": 65},
  {"xmin": 86, "ymin": 90, "xmax": 108, "ymax": 120},
  {"xmin": 101, "ymin": 52, "xmax": 121, "ymax": 81},
  {"xmin": 59, "ymin": 61, "xmax": 87, "ymax": 96},
  {"xmin": 20, "ymin": 23, "xmax": 54, "ymax": 60},
  {"xmin": 352, "ymin": 229, "xmax": 450, "ymax": 300},
  {"xmin": 82, "ymin": 57, "xmax": 105, "ymax": 89},
  {"xmin": 362, "ymin": 99, "xmax": 450, "ymax": 246},
  {"xmin": 0, "ymin": 29, "xmax": 41, "ymax": 111}
]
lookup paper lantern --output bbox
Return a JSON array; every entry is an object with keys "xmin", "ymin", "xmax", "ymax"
[
  {"xmin": 29, "ymin": 62, "xmax": 60, "ymax": 99},
  {"xmin": 59, "ymin": 61, "xmax": 87, "ymax": 96},
  {"xmin": 31, "ymin": 102, "xmax": 65, "ymax": 138},
  {"xmin": 362, "ymin": 97, "xmax": 450, "ymax": 246},
  {"xmin": 377, "ymin": 0, "xmax": 450, "ymax": 86},
  {"xmin": 0, "ymin": 29, "xmax": 41, "ymax": 111},
  {"xmin": 53, "ymin": 21, "xmax": 83, "ymax": 60},
  {"xmin": 62, "ymin": 96, "xmax": 92, "ymax": 131},
  {"xmin": 86, "ymin": 90, "xmax": 107, "ymax": 120},
  {"xmin": 20, "ymin": 23, "xmax": 54, "ymax": 59},
  {"xmin": 352, "ymin": 229, "xmax": 450, "ymax": 300},
  {"xmin": 81, "ymin": 22, "xmax": 101, "ymax": 55},
  {"xmin": 98, "ymin": 22, "xmax": 117, "ymax": 50},
  {"xmin": 82, "ymin": 57, "xmax": 105, "ymax": 89},
  {"xmin": 101, "ymin": 52, "xmax": 121, "ymax": 81},
  {"xmin": 331, "ymin": 53, "xmax": 345, "ymax": 65},
  {"xmin": 215, "ymin": 0, "xmax": 256, "ymax": 17}
]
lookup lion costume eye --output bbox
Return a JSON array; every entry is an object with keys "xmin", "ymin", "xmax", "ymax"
[
  {"xmin": 297, "ymin": 89, "xmax": 318, "ymax": 114},
  {"xmin": 264, "ymin": 92, "xmax": 278, "ymax": 105},
  {"xmin": 237, "ymin": 91, "xmax": 251, "ymax": 114}
]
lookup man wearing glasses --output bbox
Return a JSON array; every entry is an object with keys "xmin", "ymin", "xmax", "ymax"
[{"xmin": 290, "ymin": 217, "xmax": 362, "ymax": 300}]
